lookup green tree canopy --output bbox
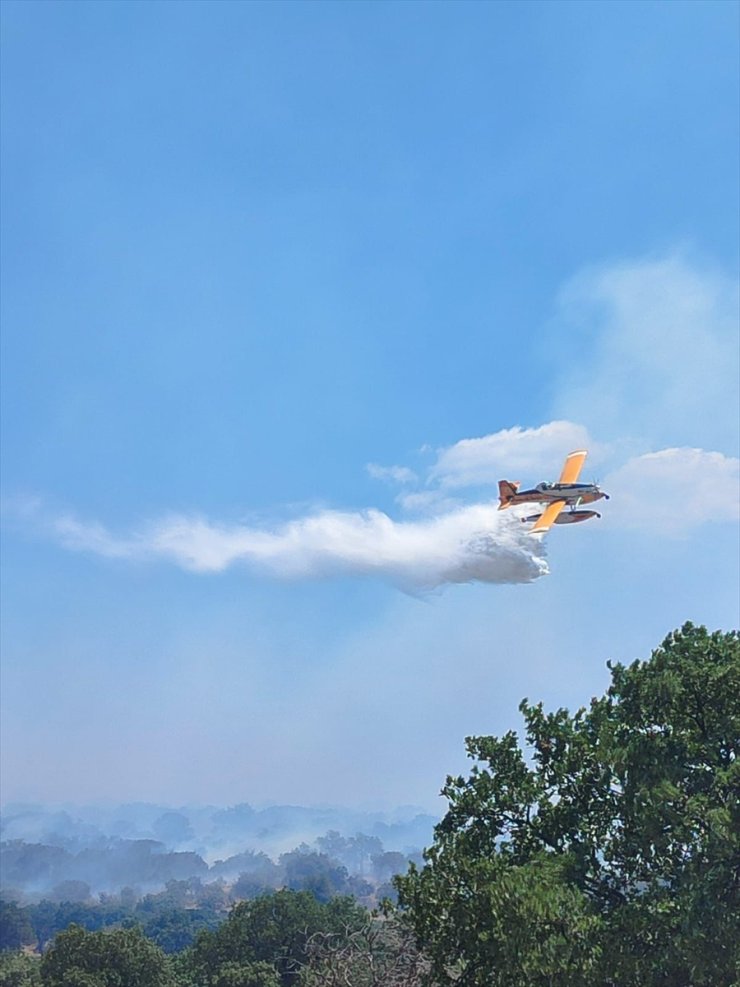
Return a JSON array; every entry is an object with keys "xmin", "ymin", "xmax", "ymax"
[
  {"xmin": 206, "ymin": 961, "xmax": 280, "ymax": 987},
  {"xmin": 396, "ymin": 623, "xmax": 740, "ymax": 987},
  {"xmin": 279, "ymin": 853, "xmax": 349, "ymax": 904},
  {"xmin": 183, "ymin": 890, "xmax": 366, "ymax": 987},
  {"xmin": 0, "ymin": 950, "xmax": 42, "ymax": 987},
  {"xmin": 40, "ymin": 924, "xmax": 173, "ymax": 987}
]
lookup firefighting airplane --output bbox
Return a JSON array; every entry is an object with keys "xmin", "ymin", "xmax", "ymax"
[{"xmin": 498, "ymin": 450, "xmax": 609, "ymax": 534}]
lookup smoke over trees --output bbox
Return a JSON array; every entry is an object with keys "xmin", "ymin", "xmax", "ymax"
[
  {"xmin": 1, "ymin": 805, "xmax": 434, "ymax": 903},
  {"xmin": 1, "ymin": 624, "xmax": 737, "ymax": 986}
]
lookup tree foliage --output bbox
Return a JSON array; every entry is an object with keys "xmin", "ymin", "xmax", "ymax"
[
  {"xmin": 182, "ymin": 890, "xmax": 367, "ymax": 987},
  {"xmin": 279, "ymin": 853, "xmax": 349, "ymax": 904},
  {"xmin": 396, "ymin": 624, "xmax": 740, "ymax": 986},
  {"xmin": 0, "ymin": 951, "xmax": 41, "ymax": 987},
  {"xmin": 40, "ymin": 924, "xmax": 173, "ymax": 987}
]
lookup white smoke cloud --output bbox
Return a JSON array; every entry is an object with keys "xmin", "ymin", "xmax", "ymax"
[{"xmin": 53, "ymin": 503, "xmax": 549, "ymax": 590}]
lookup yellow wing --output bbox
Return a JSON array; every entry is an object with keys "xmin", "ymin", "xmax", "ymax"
[
  {"xmin": 531, "ymin": 500, "xmax": 566, "ymax": 534},
  {"xmin": 558, "ymin": 449, "xmax": 587, "ymax": 484}
]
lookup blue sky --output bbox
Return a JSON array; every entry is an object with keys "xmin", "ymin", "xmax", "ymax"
[{"xmin": 1, "ymin": 0, "xmax": 738, "ymax": 812}]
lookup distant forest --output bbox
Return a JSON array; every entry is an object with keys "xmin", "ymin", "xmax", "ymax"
[{"xmin": 0, "ymin": 801, "xmax": 433, "ymax": 908}]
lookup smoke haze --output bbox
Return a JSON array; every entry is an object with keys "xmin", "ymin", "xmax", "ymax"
[{"xmin": 0, "ymin": 801, "xmax": 436, "ymax": 898}]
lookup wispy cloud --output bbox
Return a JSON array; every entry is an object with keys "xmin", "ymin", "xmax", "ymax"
[
  {"xmin": 604, "ymin": 448, "xmax": 740, "ymax": 533},
  {"xmin": 52, "ymin": 504, "xmax": 549, "ymax": 590},
  {"xmin": 366, "ymin": 463, "xmax": 418, "ymax": 485},
  {"xmin": 552, "ymin": 250, "xmax": 739, "ymax": 453},
  {"xmin": 428, "ymin": 421, "xmax": 595, "ymax": 489}
]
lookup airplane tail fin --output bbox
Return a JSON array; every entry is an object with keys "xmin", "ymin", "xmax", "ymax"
[{"xmin": 498, "ymin": 480, "xmax": 519, "ymax": 510}]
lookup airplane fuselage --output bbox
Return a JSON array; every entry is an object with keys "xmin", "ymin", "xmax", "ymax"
[{"xmin": 506, "ymin": 482, "xmax": 607, "ymax": 507}]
